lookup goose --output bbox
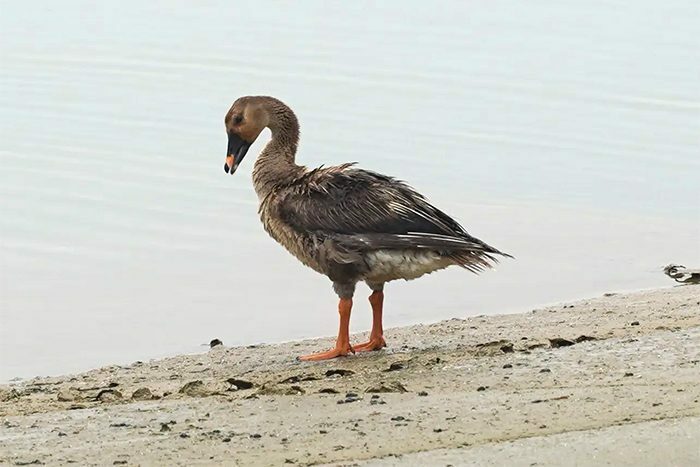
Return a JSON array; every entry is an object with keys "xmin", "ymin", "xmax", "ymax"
[{"xmin": 223, "ymin": 96, "xmax": 511, "ymax": 361}]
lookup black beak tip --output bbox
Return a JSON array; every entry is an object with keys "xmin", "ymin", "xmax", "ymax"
[{"xmin": 224, "ymin": 163, "xmax": 230, "ymax": 173}]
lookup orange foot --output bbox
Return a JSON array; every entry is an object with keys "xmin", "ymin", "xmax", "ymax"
[
  {"xmin": 354, "ymin": 336, "xmax": 386, "ymax": 352},
  {"xmin": 298, "ymin": 344, "xmax": 355, "ymax": 361}
]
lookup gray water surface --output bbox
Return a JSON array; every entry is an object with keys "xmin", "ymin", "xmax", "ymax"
[{"xmin": 1, "ymin": 1, "xmax": 699, "ymax": 380}]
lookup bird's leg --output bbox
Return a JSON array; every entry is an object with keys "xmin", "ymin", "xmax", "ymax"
[
  {"xmin": 354, "ymin": 290, "xmax": 387, "ymax": 352},
  {"xmin": 299, "ymin": 298, "xmax": 354, "ymax": 361}
]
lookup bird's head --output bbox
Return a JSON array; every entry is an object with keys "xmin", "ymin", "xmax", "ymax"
[
  {"xmin": 223, "ymin": 96, "xmax": 297, "ymax": 175},
  {"xmin": 223, "ymin": 96, "xmax": 270, "ymax": 175}
]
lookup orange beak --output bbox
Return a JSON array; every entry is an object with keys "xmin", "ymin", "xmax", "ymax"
[{"xmin": 225, "ymin": 154, "xmax": 234, "ymax": 173}]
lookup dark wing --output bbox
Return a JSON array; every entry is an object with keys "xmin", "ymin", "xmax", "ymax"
[{"xmin": 278, "ymin": 164, "xmax": 510, "ymax": 269}]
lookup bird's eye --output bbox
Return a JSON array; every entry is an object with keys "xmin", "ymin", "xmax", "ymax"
[{"xmin": 233, "ymin": 114, "xmax": 244, "ymax": 124}]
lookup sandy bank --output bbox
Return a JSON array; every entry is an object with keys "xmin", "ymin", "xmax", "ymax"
[{"xmin": 1, "ymin": 286, "xmax": 699, "ymax": 466}]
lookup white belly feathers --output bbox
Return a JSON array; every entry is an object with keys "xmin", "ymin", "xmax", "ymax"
[{"xmin": 364, "ymin": 249, "xmax": 453, "ymax": 283}]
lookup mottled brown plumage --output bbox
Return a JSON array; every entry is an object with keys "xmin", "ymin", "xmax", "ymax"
[{"xmin": 223, "ymin": 96, "xmax": 511, "ymax": 360}]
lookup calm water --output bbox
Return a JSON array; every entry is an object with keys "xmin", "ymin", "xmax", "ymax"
[{"xmin": 1, "ymin": 1, "xmax": 698, "ymax": 380}]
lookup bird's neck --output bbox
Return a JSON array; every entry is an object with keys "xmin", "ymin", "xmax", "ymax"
[{"xmin": 252, "ymin": 106, "xmax": 304, "ymax": 199}]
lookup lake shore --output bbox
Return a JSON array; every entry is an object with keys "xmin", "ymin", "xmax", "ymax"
[{"xmin": 1, "ymin": 285, "xmax": 699, "ymax": 466}]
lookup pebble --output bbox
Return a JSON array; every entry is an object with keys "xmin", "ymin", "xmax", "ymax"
[
  {"xmin": 325, "ymin": 369, "xmax": 354, "ymax": 377},
  {"xmin": 549, "ymin": 337, "xmax": 575, "ymax": 348},
  {"xmin": 57, "ymin": 388, "xmax": 80, "ymax": 402},
  {"xmin": 179, "ymin": 381, "xmax": 209, "ymax": 397},
  {"xmin": 338, "ymin": 393, "xmax": 361, "ymax": 404},
  {"xmin": 131, "ymin": 387, "xmax": 154, "ymax": 401},
  {"xmin": 365, "ymin": 382, "xmax": 408, "ymax": 393},
  {"xmin": 226, "ymin": 378, "xmax": 255, "ymax": 390},
  {"xmin": 386, "ymin": 362, "xmax": 406, "ymax": 372},
  {"xmin": 96, "ymin": 389, "xmax": 122, "ymax": 403},
  {"xmin": 209, "ymin": 338, "xmax": 223, "ymax": 348}
]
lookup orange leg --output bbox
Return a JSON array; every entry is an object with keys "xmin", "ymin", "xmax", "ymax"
[
  {"xmin": 299, "ymin": 298, "xmax": 354, "ymax": 361},
  {"xmin": 354, "ymin": 291, "xmax": 387, "ymax": 352}
]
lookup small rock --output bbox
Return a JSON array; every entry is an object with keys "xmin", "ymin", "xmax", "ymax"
[
  {"xmin": 502, "ymin": 364, "xmax": 513, "ymax": 369},
  {"xmin": 391, "ymin": 416, "xmax": 405, "ymax": 421},
  {"xmin": 222, "ymin": 437, "xmax": 231, "ymax": 442},
  {"xmin": 433, "ymin": 428, "xmax": 444, "ymax": 433},
  {"xmin": 540, "ymin": 368, "xmax": 551, "ymax": 373},
  {"xmin": 131, "ymin": 387, "xmax": 154, "ymax": 400},
  {"xmin": 113, "ymin": 461, "xmax": 127, "ymax": 465},
  {"xmin": 325, "ymin": 369, "xmax": 354, "ymax": 377},
  {"xmin": 255, "ymin": 384, "xmax": 302, "ymax": 396},
  {"xmin": 180, "ymin": 433, "xmax": 190, "ymax": 438},
  {"xmin": 575, "ymin": 335, "xmax": 597, "ymax": 343},
  {"xmin": 318, "ymin": 388, "xmax": 339, "ymax": 394},
  {"xmin": 631, "ymin": 321, "xmax": 640, "ymax": 326},
  {"xmin": 476, "ymin": 386, "xmax": 487, "ymax": 391},
  {"xmin": 179, "ymin": 381, "xmax": 209, "ymax": 397},
  {"xmin": 500, "ymin": 343, "xmax": 514, "ymax": 353},
  {"xmin": 339, "ymin": 393, "xmax": 360, "ymax": 404},
  {"xmin": 418, "ymin": 391, "xmax": 428, "ymax": 396},
  {"xmin": 603, "ymin": 292, "xmax": 617, "ymax": 297},
  {"xmin": 57, "ymin": 388, "xmax": 81, "ymax": 402},
  {"xmin": 209, "ymin": 338, "xmax": 223, "ymax": 348},
  {"xmin": 0, "ymin": 388, "xmax": 21, "ymax": 402},
  {"xmin": 250, "ymin": 433, "xmax": 262, "ymax": 439},
  {"xmin": 624, "ymin": 372, "xmax": 634, "ymax": 377},
  {"xmin": 386, "ymin": 362, "xmax": 406, "ymax": 372},
  {"xmin": 96, "ymin": 389, "xmax": 122, "ymax": 403},
  {"xmin": 58, "ymin": 432, "xmax": 67, "ymax": 437},
  {"xmin": 365, "ymin": 382, "xmax": 408, "ymax": 394},
  {"xmin": 160, "ymin": 423, "xmax": 172, "ymax": 432},
  {"xmin": 549, "ymin": 338, "xmax": 575, "ymax": 348},
  {"xmin": 226, "ymin": 379, "xmax": 255, "ymax": 391},
  {"xmin": 280, "ymin": 374, "xmax": 318, "ymax": 384}
]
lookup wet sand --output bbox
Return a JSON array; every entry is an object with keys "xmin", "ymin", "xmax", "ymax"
[{"xmin": 1, "ymin": 285, "xmax": 699, "ymax": 466}]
